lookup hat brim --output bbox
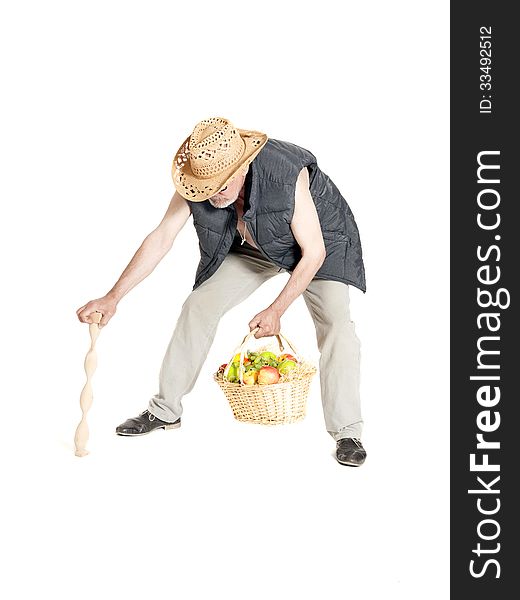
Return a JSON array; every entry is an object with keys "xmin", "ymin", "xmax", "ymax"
[{"xmin": 172, "ymin": 128, "xmax": 268, "ymax": 202}]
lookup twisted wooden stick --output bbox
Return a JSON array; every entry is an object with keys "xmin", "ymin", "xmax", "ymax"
[{"xmin": 74, "ymin": 311, "xmax": 103, "ymax": 457}]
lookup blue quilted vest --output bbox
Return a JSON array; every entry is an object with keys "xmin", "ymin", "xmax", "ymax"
[{"xmin": 187, "ymin": 138, "xmax": 366, "ymax": 293}]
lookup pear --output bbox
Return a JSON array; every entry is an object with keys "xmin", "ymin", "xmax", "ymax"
[{"xmin": 225, "ymin": 364, "xmax": 239, "ymax": 383}]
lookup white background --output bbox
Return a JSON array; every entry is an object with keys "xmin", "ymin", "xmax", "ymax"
[{"xmin": 0, "ymin": 1, "xmax": 449, "ymax": 598}]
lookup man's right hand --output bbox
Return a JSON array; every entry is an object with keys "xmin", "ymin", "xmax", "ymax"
[{"xmin": 76, "ymin": 295, "xmax": 118, "ymax": 328}]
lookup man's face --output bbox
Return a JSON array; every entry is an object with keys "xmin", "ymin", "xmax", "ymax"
[{"xmin": 208, "ymin": 167, "xmax": 247, "ymax": 208}]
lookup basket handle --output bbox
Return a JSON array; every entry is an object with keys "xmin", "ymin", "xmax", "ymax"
[{"xmin": 223, "ymin": 327, "xmax": 301, "ymax": 384}]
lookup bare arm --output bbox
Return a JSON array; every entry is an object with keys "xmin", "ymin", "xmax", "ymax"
[
  {"xmin": 106, "ymin": 192, "xmax": 191, "ymax": 302},
  {"xmin": 249, "ymin": 167, "xmax": 326, "ymax": 337},
  {"xmin": 270, "ymin": 166, "xmax": 326, "ymax": 314},
  {"xmin": 76, "ymin": 191, "xmax": 191, "ymax": 326}
]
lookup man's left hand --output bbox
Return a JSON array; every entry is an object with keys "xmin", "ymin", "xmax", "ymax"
[{"xmin": 248, "ymin": 307, "xmax": 282, "ymax": 338}]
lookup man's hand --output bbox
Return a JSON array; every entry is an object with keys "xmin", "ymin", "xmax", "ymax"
[
  {"xmin": 248, "ymin": 307, "xmax": 282, "ymax": 338},
  {"xmin": 76, "ymin": 295, "xmax": 118, "ymax": 328}
]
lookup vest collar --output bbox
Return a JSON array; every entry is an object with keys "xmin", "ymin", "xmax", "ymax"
[
  {"xmin": 222, "ymin": 158, "xmax": 258, "ymax": 222},
  {"xmin": 242, "ymin": 161, "xmax": 256, "ymax": 221}
]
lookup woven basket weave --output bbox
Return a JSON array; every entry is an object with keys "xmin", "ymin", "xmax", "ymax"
[{"xmin": 214, "ymin": 327, "xmax": 316, "ymax": 425}]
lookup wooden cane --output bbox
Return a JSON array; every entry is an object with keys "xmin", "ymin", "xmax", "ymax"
[{"xmin": 74, "ymin": 311, "xmax": 103, "ymax": 457}]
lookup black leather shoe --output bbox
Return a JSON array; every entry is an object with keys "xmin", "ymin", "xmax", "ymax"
[
  {"xmin": 116, "ymin": 409, "xmax": 181, "ymax": 436},
  {"xmin": 336, "ymin": 438, "xmax": 367, "ymax": 466}
]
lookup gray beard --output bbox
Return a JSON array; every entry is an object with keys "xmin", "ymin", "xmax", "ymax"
[
  {"xmin": 208, "ymin": 196, "xmax": 237, "ymax": 209},
  {"xmin": 208, "ymin": 185, "xmax": 245, "ymax": 209}
]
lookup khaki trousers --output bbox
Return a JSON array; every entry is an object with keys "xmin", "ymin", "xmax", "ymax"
[{"xmin": 148, "ymin": 249, "xmax": 363, "ymax": 440}]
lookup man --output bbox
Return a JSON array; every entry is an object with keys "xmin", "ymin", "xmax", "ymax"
[{"xmin": 76, "ymin": 117, "xmax": 367, "ymax": 466}]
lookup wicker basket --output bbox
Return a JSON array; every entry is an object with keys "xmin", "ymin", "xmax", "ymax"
[{"xmin": 213, "ymin": 327, "xmax": 317, "ymax": 425}]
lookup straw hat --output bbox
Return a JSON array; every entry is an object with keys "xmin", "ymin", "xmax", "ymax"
[{"xmin": 172, "ymin": 117, "xmax": 268, "ymax": 202}]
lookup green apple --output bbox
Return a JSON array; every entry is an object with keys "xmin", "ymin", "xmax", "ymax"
[{"xmin": 278, "ymin": 359, "xmax": 296, "ymax": 375}]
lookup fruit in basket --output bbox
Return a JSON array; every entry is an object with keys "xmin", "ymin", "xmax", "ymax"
[
  {"xmin": 232, "ymin": 353, "xmax": 251, "ymax": 365},
  {"xmin": 253, "ymin": 351, "xmax": 279, "ymax": 369},
  {"xmin": 257, "ymin": 366, "xmax": 280, "ymax": 385},
  {"xmin": 278, "ymin": 353, "xmax": 298, "ymax": 363},
  {"xmin": 243, "ymin": 369, "xmax": 258, "ymax": 385},
  {"xmin": 225, "ymin": 364, "xmax": 239, "ymax": 383},
  {"xmin": 278, "ymin": 359, "xmax": 296, "ymax": 375},
  {"xmin": 217, "ymin": 363, "xmax": 227, "ymax": 373}
]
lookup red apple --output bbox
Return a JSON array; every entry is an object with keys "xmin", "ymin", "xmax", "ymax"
[
  {"xmin": 278, "ymin": 353, "xmax": 298, "ymax": 363},
  {"xmin": 257, "ymin": 366, "xmax": 280, "ymax": 385}
]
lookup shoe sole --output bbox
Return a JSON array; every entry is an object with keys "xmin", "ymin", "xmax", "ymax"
[
  {"xmin": 336, "ymin": 455, "xmax": 366, "ymax": 467},
  {"xmin": 116, "ymin": 422, "xmax": 181, "ymax": 436}
]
